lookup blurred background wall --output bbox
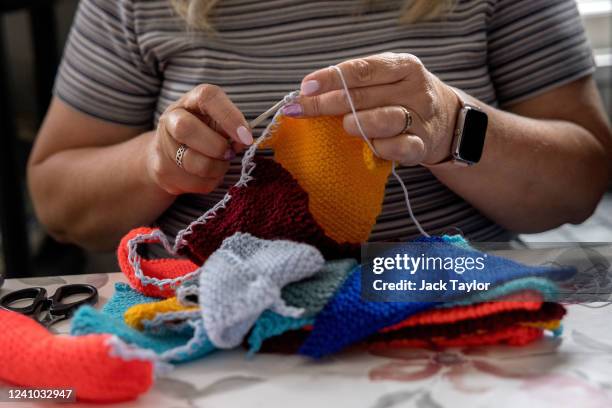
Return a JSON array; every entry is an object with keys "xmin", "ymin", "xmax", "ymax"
[{"xmin": 5, "ymin": 0, "xmax": 77, "ymax": 137}]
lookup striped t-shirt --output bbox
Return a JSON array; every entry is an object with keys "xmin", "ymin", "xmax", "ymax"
[{"xmin": 54, "ymin": 0, "xmax": 595, "ymax": 243}]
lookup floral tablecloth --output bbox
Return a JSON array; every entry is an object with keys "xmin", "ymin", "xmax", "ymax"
[{"xmin": 2, "ymin": 269, "xmax": 612, "ymax": 408}]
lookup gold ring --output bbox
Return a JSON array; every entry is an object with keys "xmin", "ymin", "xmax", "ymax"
[
  {"xmin": 175, "ymin": 144, "xmax": 188, "ymax": 169},
  {"xmin": 399, "ymin": 107, "xmax": 413, "ymax": 134}
]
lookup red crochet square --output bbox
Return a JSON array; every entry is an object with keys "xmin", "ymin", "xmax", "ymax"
[{"xmin": 179, "ymin": 158, "xmax": 359, "ymax": 264}]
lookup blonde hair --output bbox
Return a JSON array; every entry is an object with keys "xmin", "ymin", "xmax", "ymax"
[{"xmin": 171, "ymin": 0, "xmax": 455, "ymax": 30}]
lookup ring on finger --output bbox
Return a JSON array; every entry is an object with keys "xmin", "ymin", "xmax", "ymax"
[
  {"xmin": 175, "ymin": 144, "xmax": 188, "ymax": 169},
  {"xmin": 399, "ymin": 106, "xmax": 413, "ymax": 134}
]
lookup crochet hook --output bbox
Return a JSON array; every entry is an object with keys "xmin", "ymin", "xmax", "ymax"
[{"xmin": 249, "ymin": 98, "xmax": 290, "ymax": 129}]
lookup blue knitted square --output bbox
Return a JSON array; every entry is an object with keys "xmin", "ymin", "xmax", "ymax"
[{"xmin": 299, "ymin": 237, "xmax": 575, "ymax": 358}]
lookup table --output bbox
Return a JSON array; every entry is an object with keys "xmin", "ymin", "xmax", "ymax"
[{"xmin": 2, "ymin": 271, "xmax": 612, "ymax": 407}]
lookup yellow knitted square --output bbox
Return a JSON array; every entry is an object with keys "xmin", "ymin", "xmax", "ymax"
[
  {"xmin": 262, "ymin": 115, "xmax": 392, "ymax": 243},
  {"xmin": 124, "ymin": 297, "xmax": 196, "ymax": 330}
]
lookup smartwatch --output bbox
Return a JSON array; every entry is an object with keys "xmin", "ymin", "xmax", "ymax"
[{"xmin": 435, "ymin": 87, "xmax": 488, "ymax": 166}]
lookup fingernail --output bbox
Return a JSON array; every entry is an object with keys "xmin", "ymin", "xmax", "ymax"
[
  {"xmin": 236, "ymin": 126, "xmax": 253, "ymax": 145},
  {"xmin": 281, "ymin": 103, "xmax": 303, "ymax": 117},
  {"xmin": 301, "ymin": 80, "xmax": 320, "ymax": 96},
  {"xmin": 223, "ymin": 149, "xmax": 236, "ymax": 161}
]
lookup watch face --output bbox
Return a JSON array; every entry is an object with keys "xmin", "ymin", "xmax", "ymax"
[{"xmin": 458, "ymin": 107, "xmax": 488, "ymax": 163}]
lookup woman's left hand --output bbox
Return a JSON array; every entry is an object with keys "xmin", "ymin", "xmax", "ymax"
[{"xmin": 282, "ymin": 52, "xmax": 461, "ymax": 166}]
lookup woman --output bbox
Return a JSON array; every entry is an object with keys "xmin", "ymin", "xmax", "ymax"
[{"xmin": 28, "ymin": 0, "xmax": 611, "ymax": 251}]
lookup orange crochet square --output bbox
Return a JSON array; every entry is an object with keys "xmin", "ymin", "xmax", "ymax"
[{"xmin": 262, "ymin": 115, "xmax": 392, "ymax": 243}]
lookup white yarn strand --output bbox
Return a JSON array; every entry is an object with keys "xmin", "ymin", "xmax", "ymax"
[{"xmin": 329, "ymin": 65, "xmax": 429, "ymax": 238}]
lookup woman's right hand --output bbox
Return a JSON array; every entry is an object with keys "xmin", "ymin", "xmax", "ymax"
[{"xmin": 146, "ymin": 84, "xmax": 253, "ymax": 195}]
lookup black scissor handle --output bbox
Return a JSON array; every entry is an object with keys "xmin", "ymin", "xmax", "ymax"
[
  {"xmin": 0, "ymin": 287, "xmax": 48, "ymax": 315},
  {"xmin": 48, "ymin": 284, "xmax": 98, "ymax": 317}
]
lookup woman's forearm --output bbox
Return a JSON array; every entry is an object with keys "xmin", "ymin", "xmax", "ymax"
[
  {"xmin": 429, "ymin": 97, "xmax": 611, "ymax": 233},
  {"xmin": 28, "ymin": 131, "xmax": 175, "ymax": 251}
]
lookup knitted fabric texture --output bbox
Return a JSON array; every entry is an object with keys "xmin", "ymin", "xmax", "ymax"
[
  {"xmin": 368, "ymin": 302, "xmax": 566, "ymax": 343},
  {"xmin": 262, "ymin": 116, "xmax": 392, "ymax": 243},
  {"xmin": 101, "ymin": 282, "xmax": 158, "ymax": 316},
  {"xmin": 119, "ymin": 227, "xmax": 199, "ymax": 298},
  {"xmin": 125, "ymin": 234, "xmax": 338, "ymax": 352},
  {"xmin": 199, "ymin": 232, "xmax": 325, "ymax": 348},
  {"xmin": 244, "ymin": 265, "xmax": 560, "ymax": 355},
  {"xmin": 173, "ymin": 258, "xmax": 358, "ymax": 318},
  {"xmin": 150, "ymin": 318, "xmax": 217, "ymax": 363},
  {"xmin": 249, "ymin": 297, "xmax": 564, "ymax": 355},
  {"xmin": 281, "ymin": 258, "xmax": 358, "ymax": 316},
  {"xmin": 244, "ymin": 258, "xmax": 356, "ymax": 353},
  {"xmin": 72, "ymin": 306, "xmax": 202, "ymax": 362},
  {"xmin": 121, "ymin": 105, "xmax": 388, "ymax": 290},
  {"xmin": 368, "ymin": 325, "xmax": 545, "ymax": 350},
  {"xmin": 180, "ymin": 157, "xmax": 360, "ymax": 265},
  {"xmin": 71, "ymin": 282, "xmax": 172, "ymax": 354},
  {"xmin": 124, "ymin": 258, "xmax": 356, "ymax": 354},
  {"xmin": 1, "ymin": 309, "xmax": 155, "ymax": 402},
  {"xmin": 257, "ymin": 322, "xmax": 559, "ymax": 354},
  {"xmin": 245, "ymin": 279, "xmax": 557, "ymax": 355},
  {"xmin": 299, "ymin": 238, "xmax": 575, "ymax": 358},
  {"xmin": 246, "ymin": 310, "xmax": 314, "ymax": 355},
  {"xmin": 116, "ymin": 257, "xmax": 355, "ymax": 356},
  {"xmin": 125, "ymin": 296, "xmax": 198, "ymax": 330},
  {"xmin": 71, "ymin": 283, "xmax": 215, "ymax": 364},
  {"xmin": 382, "ymin": 291, "xmax": 548, "ymax": 332},
  {"xmin": 442, "ymin": 276, "xmax": 560, "ymax": 307}
]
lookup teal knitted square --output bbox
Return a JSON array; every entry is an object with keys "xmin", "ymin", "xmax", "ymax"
[{"xmin": 71, "ymin": 283, "xmax": 215, "ymax": 363}]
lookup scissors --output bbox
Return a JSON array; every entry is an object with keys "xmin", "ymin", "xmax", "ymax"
[{"xmin": 0, "ymin": 284, "xmax": 98, "ymax": 328}]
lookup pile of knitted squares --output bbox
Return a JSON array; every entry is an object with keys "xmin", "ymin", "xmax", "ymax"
[
  {"xmin": 118, "ymin": 115, "xmax": 387, "ymax": 297},
  {"xmin": 95, "ymin": 230, "xmax": 574, "ymax": 360},
  {"xmin": 72, "ymin": 256, "xmax": 568, "ymax": 361},
  {"xmin": 113, "ymin": 115, "xmax": 574, "ymax": 357},
  {"xmin": 75, "ymin": 245, "xmax": 569, "ymax": 362},
  {"xmin": 62, "ymin": 114, "xmax": 576, "ymax": 402}
]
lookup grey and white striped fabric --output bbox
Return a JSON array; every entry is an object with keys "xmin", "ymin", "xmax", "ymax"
[{"xmin": 54, "ymin": 0, "xmax": 595, "ymax": 244}]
